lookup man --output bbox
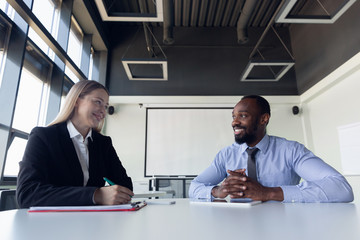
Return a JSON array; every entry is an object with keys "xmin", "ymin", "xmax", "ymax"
[{"xmin": 189, "ymin": 95, "xmax": 354, "ymax": 202}]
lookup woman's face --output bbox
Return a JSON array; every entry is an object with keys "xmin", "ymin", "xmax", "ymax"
[{"xmin": 72, "ymin": 88, "xmax": 109, "ymax": 132}]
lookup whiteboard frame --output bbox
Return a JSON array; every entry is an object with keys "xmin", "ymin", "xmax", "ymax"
[{"xmin": 144, "ymin": 107, "xmax": 234, "ymax": 177}]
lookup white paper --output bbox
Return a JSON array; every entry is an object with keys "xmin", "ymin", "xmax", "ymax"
[{"xmin": 190, "ymin": 198, "xmax": 262, "ymax": 207}]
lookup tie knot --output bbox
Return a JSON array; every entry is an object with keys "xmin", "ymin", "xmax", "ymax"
[{"xmin": 246, "ymin": 148, "xmax": 259, "ymax": 158}]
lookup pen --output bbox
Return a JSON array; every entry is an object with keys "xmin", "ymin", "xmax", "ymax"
[
  {"xmin": 103, "ymin": 177, "xmax": 133, "ymax": 198},
  {"xmin": 103, "ymin": 177, "xmax": 115, "ymax": 186},
  {"xmin": 131, "ymin": 201, "xmax": 143, "ymax": 207}
]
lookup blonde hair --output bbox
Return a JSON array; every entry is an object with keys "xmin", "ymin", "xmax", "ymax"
[{"xmin": 48, "ymin": 80, "xmax": 109, "ymax": 132}]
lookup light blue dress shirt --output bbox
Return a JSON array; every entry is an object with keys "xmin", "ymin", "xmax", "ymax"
[{"xmin": 189, "ymin": 135, "xmax": 354, "ymax": 203}]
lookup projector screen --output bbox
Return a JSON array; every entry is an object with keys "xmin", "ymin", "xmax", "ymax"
[{"xmin": 145, "ymin": 108, "xmax": 234, "ymax": 177}]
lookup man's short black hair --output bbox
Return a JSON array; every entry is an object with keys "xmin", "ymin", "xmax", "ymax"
[{"xmin": 241, "ymin": 95, "xmax": 271, "ymax": 116}]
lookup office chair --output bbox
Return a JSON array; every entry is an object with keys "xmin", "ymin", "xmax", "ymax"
[
  {"xmin": 157, "ymin": 179, "xmax": 176, "ymax": 198},
  {"xmin": 0, "ymin": 189, "xmax": 19, "ymax": 211}
]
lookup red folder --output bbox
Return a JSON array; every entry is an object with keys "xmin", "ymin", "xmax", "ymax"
[{"xmin": 28, "ymin": 201, "xmax": 147, "ymax": 213}]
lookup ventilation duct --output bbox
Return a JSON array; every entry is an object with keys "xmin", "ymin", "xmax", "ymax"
[
  {"xmin": 163, "ymin": 0, "xmax": 174, "ymax": 45},
  {"xmin": 237, "ymin": 0, "xmax": 257, "ymax": 44}
]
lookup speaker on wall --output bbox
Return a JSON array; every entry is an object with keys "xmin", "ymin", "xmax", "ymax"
[
  {"xmin": 108, "ymin": 106, "xmax": 115, "ymax": 115},
  {"xmin": 292, "ymin": 106, "xmax": 299, "ymax": 115}
]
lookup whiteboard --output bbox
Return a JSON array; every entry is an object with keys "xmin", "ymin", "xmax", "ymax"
[
  {"xmin": 145, "ymin": 108, "xmax": 234, "ymax": 176},
  {"xmin": 337, "ymin": 122, "xmax": 360, "ymax": 175}
]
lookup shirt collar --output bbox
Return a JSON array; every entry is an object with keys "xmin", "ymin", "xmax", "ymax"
[
  {"xmin": 255, "ymin": 134, "xmax": 269, "ymax": 153},
  {"xmin": 238, "ymin": 134, "xmax": 270, "ymax": 153},
  {"xmin": 67, "ymin": 120, "xmax": 93, "ymax": 141}
]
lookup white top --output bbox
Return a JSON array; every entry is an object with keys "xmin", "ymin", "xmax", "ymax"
[
  {"xmin": 67, "ymin": 120, "xmax": 92, "ymax": 186},
  {"xmin": 1, "ymin": 199, "xmax": 359, "ymax": 240}
]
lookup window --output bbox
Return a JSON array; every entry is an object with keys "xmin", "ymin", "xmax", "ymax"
[
  {"xmin": 0, "ymin": 1, "xmax": 15, "ymax": 20},
  {"xmin": 65, "ymin": 16, "xmax": 83, "ymax": 83},
  {"xmin": 4, "ymin": 42, "xmax": 52, "ymax": 177},
  {"xmin": 0, "ymin": 14, "xmax": 11, "ymax": 88},
  {"xmin": 4, "ymin": 135, "xmax": 27, "ymax": 176},
  {"xmin": 60, "ymin": 76, "xmax": 73, "ymax": 109},
  {"xmin": 88, "ymin": 46, "xmax": 94, "ymax": 80},
  {"xmin": 28, "ymin": 0, "xmax": 60, "ymax": 60}
]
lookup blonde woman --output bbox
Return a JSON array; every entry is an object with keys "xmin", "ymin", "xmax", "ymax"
[{"xmin": 16, "ymin": 80, "xmax": 133, "ymax": 208}]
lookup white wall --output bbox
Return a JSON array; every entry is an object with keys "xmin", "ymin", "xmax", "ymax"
[
  {"xmin": 104, "ymin": 104, "xmax": 147, "ymax": 190},
  {"xmin": 300, "ymin": 52, "xmax": 360, "ymax": 202}
]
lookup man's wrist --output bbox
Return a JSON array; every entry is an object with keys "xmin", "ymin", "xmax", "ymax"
[
  {"xmin": 211, "ymin": 186, "xmax": 219, "ymax": 198},
  {"xmin": 265, "ymin": 187, "xmax": 284, "ymax": 201}
]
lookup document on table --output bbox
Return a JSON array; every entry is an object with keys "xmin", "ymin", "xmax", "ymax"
[
  {"xmin": 146, "ymin": 199, "xmax": 176, "ymax": 205},
  {"xmin": 190, "ymin": 198, "xmax": 261, "ymax": 207},
  {"xmin": 28, "ymin": 201, "xmax": 147, "ymax": 212},
  {"xmin": 133, "ymin": 191, "xmax": 166, "ymax": 198}
]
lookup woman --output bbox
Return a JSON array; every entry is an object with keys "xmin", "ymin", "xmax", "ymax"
[{"xmin": 16, "ymin": 80, "xmax": 133, "ymax": 208}]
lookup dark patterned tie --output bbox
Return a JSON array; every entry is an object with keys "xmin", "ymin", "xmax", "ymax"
[{"xmin": 246, "ymin": 148, "xmax": 259, "ymax": 181}]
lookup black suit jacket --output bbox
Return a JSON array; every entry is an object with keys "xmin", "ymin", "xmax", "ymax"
[{"xmin": 16, "ymin": 122, "xmax": 133, "ymax": 208}]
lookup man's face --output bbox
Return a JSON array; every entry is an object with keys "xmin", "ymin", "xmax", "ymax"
[{"xmin": 232, "ymin": 98, "xmax": 261, "ymax": 146}]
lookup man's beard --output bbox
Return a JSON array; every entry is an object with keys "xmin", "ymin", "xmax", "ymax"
[
  {"xmin": 234, "ymin": 130, "xmax": 256, "ymax": 145},
  {"xmin": 234, "ymin": 119, "xmax": 259, "ymax": 145}
]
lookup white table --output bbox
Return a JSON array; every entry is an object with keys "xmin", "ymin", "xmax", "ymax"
[
  {"xmin": 1, "ymin": 199, "xmax": 359, "ymax": 240},
  {"xmin": 133, "ymin": 190, "xmax": 166, "ymax": 198}
]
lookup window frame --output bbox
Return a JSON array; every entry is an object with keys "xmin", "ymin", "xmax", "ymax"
[{"xmin": 3, "ymin": 40, "xmax": 53, "ymax": 182}]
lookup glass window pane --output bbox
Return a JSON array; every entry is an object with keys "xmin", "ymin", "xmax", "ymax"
[
  {"xmin": 28, "ymin": 0, "xmax": 59, "ymax": 60},
  {"xmin": 12, "ymin": 43, "xmax": 52, "ymax": 133},
  {"xmin": 60, "ymin": 77, "xmax": 73, "ymax": 109},
  {"xmin": 0, "ymin": 1, "xmax": 7, "ymax": 10},
  {"xmin": 0, "ymin": 2, "xmax": 15, "ymax": 20},
  {"xmin": 4, "ymin": 137, "xmax": 27, "ymax": 177},
  {"xmin": 64, "ymin": 16, "xmax": 83, "ymax": 83},
  {"xmin": 32, "ymin": 0, "xmax": 55, "ymax": 32},
  {"xmin": 0, "ymin": 15, "xmax": 11, "ymax": 88},
  {"xmin": 67, "ymin": 17, "xmax": 83, "ymax": 67},
  {"xmin": 88, "ymin": 47, "xmax": 94, "ymax": 80},
  {"xmin": 28, "ymin": 28, "xmax": 49, "ymax": 55},
  {"xmin": 12, "ymin": 68, "xmax": 45, "ymax": 133},
  {"xmin": 64, "ymin": 66, "xmax": 80, "ymax": 83}
]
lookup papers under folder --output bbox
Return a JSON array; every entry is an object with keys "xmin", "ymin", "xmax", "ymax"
[{"xmin": 28, "ymin": 201, "xmax": 147, "ymax": 213}]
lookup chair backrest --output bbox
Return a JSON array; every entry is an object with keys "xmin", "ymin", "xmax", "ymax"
[
  {"xmin": 158, "ymin": 179, "xmax": 171, "ymax": 188},
  {"xmin": 0, "ymin": 189, "xmax": 19, "ymax": 211}
]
